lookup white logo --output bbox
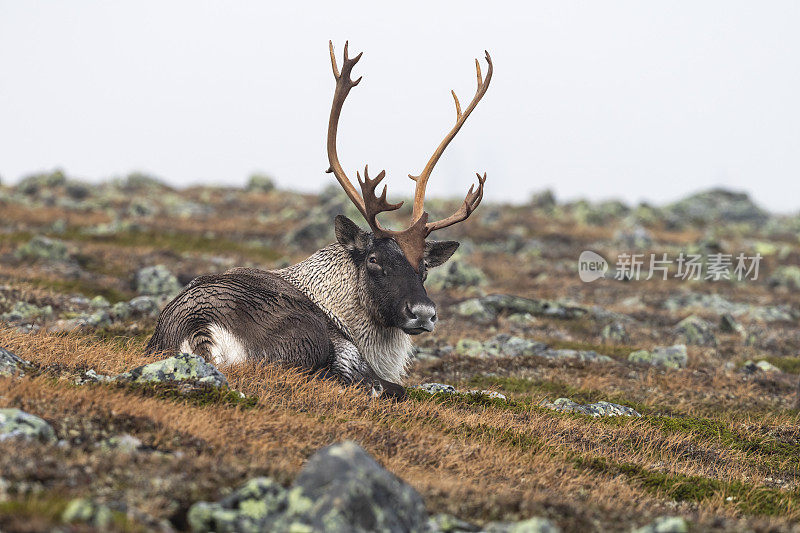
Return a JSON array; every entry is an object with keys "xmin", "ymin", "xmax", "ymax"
[{"xmin": 578, "ymin": 250, "xmax": 608, "ymax": 282}]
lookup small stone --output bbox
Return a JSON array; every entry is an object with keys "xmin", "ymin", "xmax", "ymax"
[
  {"xmin": 128, "ymin": 295, "xmax": 160, "ymax": 317},
  {"xmin": 115, "ymin": 353, "xmax": 228, "ymax": 388},
  {"xmin": 89, "ymin": 295, "xmax": 110, "ymax": 309},
  {"xmin": 15, "ymin": 235, "xmax": 69, "ymax": 262},
  {"xmin": 454, "ymin": 339, "xmax": 484, "ymax": 357},
  {"xmin": 0, "ymin": 408, "xmax": 56, "ymax": 443},
  {"xmin": 417, "ymin": 383, "xmax": 457, "ymax": 395},
  {"xmin": 467, "ymin": 390, "xmax": 507, "ymax": 401},
  {"xmin": 111, "ymin": 301, "xmax": 132, "ymax": 320},
  {"xmin": 601, "ymin": 322, "xmax": 629, "ymax": 344},
  {"xmin": 719, "ymin": 313, "xmax": 744, "ymax": 334},
  {"xmin": 62, "ymin": 498, "xmax": 113, "ymax": 529},
  {"xmin": 674, "ymin": 315, "xmax": 717, "ymax": 347},
  {"xmin": 97, "ymin": 433, "xmax": 143, "ymax": 453},
  {"xmin": 0, "ymin": 347, "xmax": 30, "ymax": 377},
  {"xmin": 741, "ymin": 360, "xmax": 782, "ymax": 374},
  {"xmin": 426, "ymin": 513, "xmax": 479, "ymax": 532},
  {"xmin": 426, "ymin": 260, "xmax": 488, "ymax": 291},
  {"xmin": 629, "ymin": 345, "xmax": 688, "ymax": 369},
  {"xmin": 246, "ymin": 173, "xmax": 276, "ymax": 193},
  {"xmin": 188, "ymin": 477, "xmax": 287, "ymax": 533},
  {"xmin": 454, "ymin": 299, "xmax": 495, "ymax": 322},
  {"xmin": 632, "ymin": 515, "xmax": 688, "ymax": 533},
  {"xmin": 541, "ymin": 398, "xmax": 640, "ymax": 418},
  {"xmin": 135, "ymin": 265, "xmax": 182, "ymax": 297}
]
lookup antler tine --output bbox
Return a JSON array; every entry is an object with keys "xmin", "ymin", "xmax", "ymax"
[
  {"xmin": 326, "ymin": 40, "xmax": 367, "ymax": 218},
  {"xmin": 425, "ymin": 172, "xmax": 487, "ymax": 233},
  {"xmin": 409, "ymin": 50, "xmax": 493, "ymax": 222},
  {"xmin": 357, "ymin": 165, "xmax": 404, "ymax": 232}
]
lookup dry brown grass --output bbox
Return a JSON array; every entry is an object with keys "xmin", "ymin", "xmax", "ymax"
[{"xmin": 2, "ymin": 327, "xmax": 800, "ymax": 531}]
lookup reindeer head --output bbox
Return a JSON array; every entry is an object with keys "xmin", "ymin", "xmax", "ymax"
[{"xmin": 326, "ymin": 41, "xmax": 492, "ymax": 334}]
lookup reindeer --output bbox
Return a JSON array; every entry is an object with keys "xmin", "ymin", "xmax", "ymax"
[{"xmin": 146, "ymin": 41, "xmax": 492, "ymax": 399}]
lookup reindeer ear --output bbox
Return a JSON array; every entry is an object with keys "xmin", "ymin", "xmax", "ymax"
[
  {"xmin": 335, "ymin": 215, "xmax": 370, "ymax": 252},
  {"xmin": 424, "ymin": 240, "xmax": 459, "ymax": 269}
]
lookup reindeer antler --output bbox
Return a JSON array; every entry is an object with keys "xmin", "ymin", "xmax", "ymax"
[{"xmin": 326, "ymin": 41, "xmax": 492, "ymax": 271}]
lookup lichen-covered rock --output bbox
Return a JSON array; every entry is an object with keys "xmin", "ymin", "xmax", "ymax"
[
  {"xmin": 75, "ymin": 368, "xmax": 114, "ymax": 385},
  {"xmin": 719, "ymin": 313, "xmax": 744, "ymax": 335},
  {"xmin": 674, "ymin": 315, "xmax": 717, "ymax": 346},
  {"xmin": 456, "ymin": 295, "xmax": 587, "ymax": 322},
  {"xmin": 128, "ymin": 295, "xmax": 160, "ymax": 317},
  {"xmin": 539, "ymin": 349, "xmax": 613, "ymax": 364},
  {"xmin": 136, "ymin": 264, "xmax": 182, "ymax": 297},
  {"xmin": 541, "ymin": 398, "xmax": 641, "ymax": 418},
  {"xmin": 614, "ymin": 225, "xmax": 653, "ymax": 249},
  {"xmin": 111, "ymin": 301, "xmax": 133, "ymax": 320},
  {"xmin": 601, "ymin": 322, "xmax": 629, "ymax": 344},
  {"xmin": 116, "ymin": 353, "xmax": 228, "ymax": 388},
  {"xmin": 665, "ymin": 188, "xmax": 768, "ymax": 225},
  {"xmin": 484, "ymin": 517, "xmax": 561, "ymax": 533},
  {"xmin": 768, "ymin": 265, "xmax": 800, "ymax": 291},
  {"xmin": 467, "ymin": 390, "xmax": 507, "ymax": 401},
  {"xmin": 628, "ymin": 345, "xmax": 688, "ymax": 369},
  {"xmin": 454, "ymin": 298, "xmax": 495, "ymax": 322},
  {"xmin": 426, "ymin": 260, "xmax": 488, "ymax": 291},
  {"xmin": 632, "ymin": 516, "xmax": 688, "ymax": 533},
  {"xmin": 89, "ymin": 295, "xmax": 110, "ymax": 309},
  {"xmin": 275, "ymin": 441, "xmax": 428, "ymax": 533},
  {"xmin": 426, "ymin": 512, "xmax": 480, "ymax": 532},
  {"xmin": 97, "ymin": 433, "xmax": 143, "ymax": 453},
  {"xmin": 454, "ymin": 339, "xmax": 484, "ymax": 357},
  {"xmin": 741, "ymin": 360, "xmax": 782, "ymax": 374},
  {"xmin": 15, "ymin": 235, "xmax": 69, "ymax": 262},
  {"xmin": 188, "ymin": 477, "xmax": 288, "ymax": 533},
  {"xmin": 483, "ymin": 334, "xmax": 548, "ymax": 357},
  {"xmin": 0, "ymin": 408, "xmax": 56, "ymax": 442},
  {"xmin": 62, "ymin": 498, "xmax": 113, "ymax": 529},
  {"xmin": 0, "ymin": 347, "xmax": 30, "ymax": 377},
  {"xmin": 417, "ymin": 383, "xmax": 457, "ymax": 395},
  {"xmin": 246, "ymin": 173, "xmax": 276, "ymax": 193},
  {"xmin": 1, "ymin": 301, "xmax": 54, "ymax": 323}
]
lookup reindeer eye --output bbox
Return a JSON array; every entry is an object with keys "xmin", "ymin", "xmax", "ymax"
[{"xmin": 368, "ymin": 257, "xmax": 378, "ymax": 264}]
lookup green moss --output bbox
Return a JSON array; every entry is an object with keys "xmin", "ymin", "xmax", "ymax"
[
  {"xmin": 763, "ymin": 356, "xmax": 800, "ymax": 374},
  {"xmin": 575, "ymin": 456, "xmax": 799, "ymax": 516},
  {"xmin": 0, "ymin": 495, "xmax": 141, "ymax": 532},
  {"xmin": 116, "ymin": 381, "xmax": 259, "ymax": 410},
  {"xmin": 24, "ymin": 276, "xmax": 133, "ymax": 303},
  {"xmin": 62, "ymin": 228, "xmax": 281, "ymax": 262}
]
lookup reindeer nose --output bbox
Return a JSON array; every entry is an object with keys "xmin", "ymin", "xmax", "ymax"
[{"xmin": 403, "ymin": 301, "xmax": 437, "ymax": 333}]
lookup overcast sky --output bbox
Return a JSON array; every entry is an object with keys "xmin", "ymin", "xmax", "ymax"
[{"xmin": 1, "ymin": 2, "xmax": 798, "ymax": 213}]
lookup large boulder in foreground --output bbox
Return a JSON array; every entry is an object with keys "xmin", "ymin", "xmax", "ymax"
[
  {"xmin": 188, "ymin": 441, "xmax": 427, "ymax": 533},
  {"xmin": 116, "ymin": 353, "xmax": 228, "ymax": 388}
]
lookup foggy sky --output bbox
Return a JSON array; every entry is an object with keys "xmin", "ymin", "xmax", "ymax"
[{"xmin": 1, "ymin": 2, "xmax": 798, "ymax": 212}]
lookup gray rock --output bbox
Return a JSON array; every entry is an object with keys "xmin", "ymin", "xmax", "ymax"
[
  {"xmin": 629, "ymin": 345, "xmax": 688, "ymax": 369},
  {"xmin": 0, "ymin": 408, "xmax": 56, "ymax": 443},
  {"xmin": 15, "ymin": 235, "xmax": 69, "ymax": 262},
  {"xmin": 74, "ymin": 368, "xmax": 114, "ymax": 385},
  {"xmin": 275, "ymin": 441, "xmax": 428, "ymax": 533},
  {"xmin": 0, "ymin": 347, "xmax": 30, "ymax": 377},
  {"xmin": 1, "ymin": 301, "xmax": 53, "ymax": 323},
  {"xmin": 538, "ymin": 349, "xmax": 613, "ymax": 364},
  {"xmin": 529, "ymin": 189, "xmax": 556, "ymax": 210},
  {"xmin": 741, "ymin": 360, "xmax": 782, "ymax": 374},
  {"xmin": 418, "ymin": 383, "xmax": 457, "ymax": 395},
  {"xmin": 426, "ymin": 260, "xmax": 488, "ymax": 291},
  {"xmin": 128, "ymin": 295, "xmax": 160, "ymax": 317},
  {"xmin": 454, "ymin": 299, "xmax": 495, "ymax": 322},
  {"xmin": 111, "ymin": 301, "xmax": 133, "ymax": 320},
  {"xmin": 614, "ymin": 225, "xmax": 653, "ymax": 249},
  {"xmin": 456, "ymin": 295, "xmax": 587, "ymax": 322},
  {"xmin": 484, "ymin": 517, "xmax": 561, "ymax": 533},
  {"xmin": 662, "ymin": 291, "xmax": 795, "ymax": 323},
  {"xmin": 632, "ymin": 516, "xmax": 688, "ymax": 533},
  {"xmin": 188, "ymin": 477, "xmax": 288, "ymax": 533},
  {"xmin": 665, "ymin": 188, "xmax": 768, "ymax": 225},
  {"xmin": 135, "ymin": 265, "xmax": 182, "ymax": 297},
  {"xmin": 89, "ymin": 295, "xmax": 110, "ymax": 309},
  {"xmin": 16, "ymin": 169, "xmax": 67, "ymax": 195},
  {"xmin": 484, "ymin": 334, "xmax": 548, "ymax": 357},
  {"xmin": 674, "ymin": 315, "xmax": 717, "ymax": 347},
  {"xmin": 426, "ymin": 513, "xmax": 479, "ymax": 532},
  {"xmin": 466, "ymin": 390, "xmax": 507, "ymax": 401},
  {"xmin": 246, "ymin": 173, "xmax": 276, "ymax": 193},
  {"xmin": 62, "ymin": 498, "xmax": 113, "ymax": 529},
  {"xmin": 96, "ymin": 433, "xmax": 143, "ymax": 453},
  {"xmin": 454, "ymin": 339, "xmax": 484, "ymax": 357},
  {"xmin": 541, "ymin": 398, "xmax": 641, "ymax": 418},
  {"xmin": 116, "ymin": 353, "xmax": 228, "ymax": 388},
  {"xmin": 768, "ymin": 266, "xmax": 800, "ymax": 291},
  {"xmin": 719, "ymin": 313, "xmax": 744, "ymax": 334},
  {"xmin": 601, "ymin": 322, "xmax": 629, "ymax": 344}
]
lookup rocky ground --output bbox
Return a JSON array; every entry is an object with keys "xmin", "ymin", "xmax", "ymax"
[{"xmin": 1, "ymin": 169, "xmax": 800, "ymax": 532}]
